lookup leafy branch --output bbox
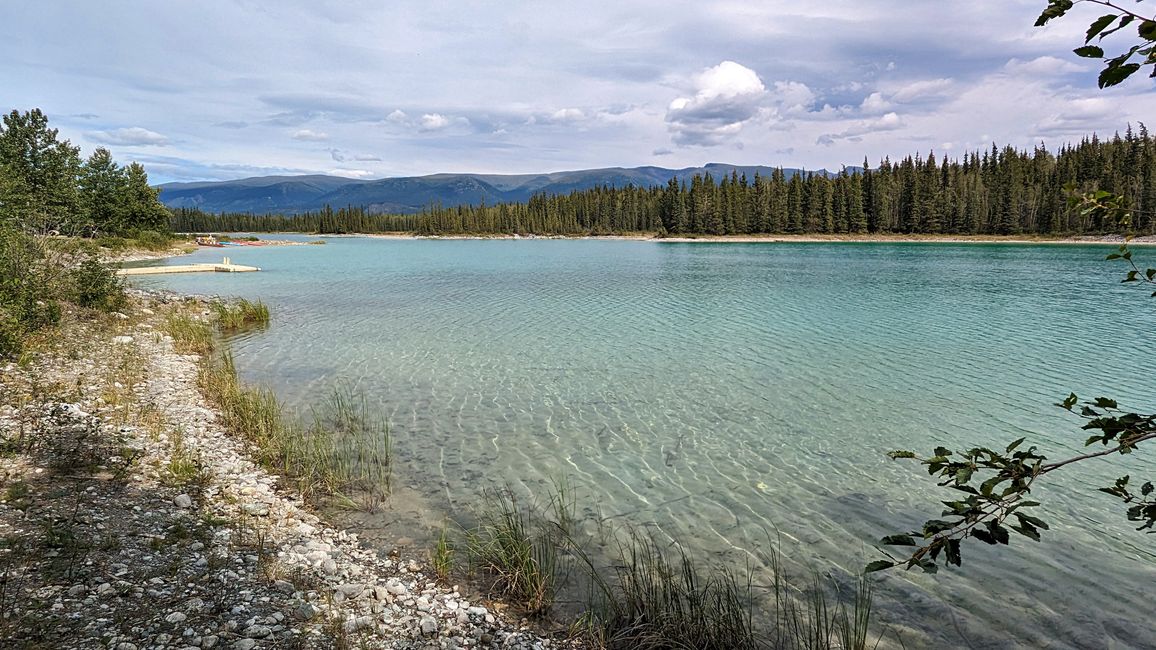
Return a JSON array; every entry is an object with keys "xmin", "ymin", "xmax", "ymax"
[
  {"xmin": 1037, "ymin": 0, "xmax": 1156, "ymax": 87},
  {"xmin": 869, "ymin": 397, "xmax": 1156, "ymax": 573}
]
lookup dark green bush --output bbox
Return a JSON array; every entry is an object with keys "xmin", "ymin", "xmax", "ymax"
[
  {"xmin": 133, "ymin": 230, "xmax": 171, "ymax": 251},
  {"xmin": 70, "ymin": 256, "xmax": 125, "ymax": 312},
  {"xmin": 0, "ymin": 228, "xmax": 126, "ymax": 357}
]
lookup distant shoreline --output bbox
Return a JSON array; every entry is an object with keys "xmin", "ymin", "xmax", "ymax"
[{"xmin": 350, "ymin": 232, "xmax": 1156, "ymax": 245}]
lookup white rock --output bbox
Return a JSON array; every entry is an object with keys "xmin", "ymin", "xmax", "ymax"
[
  {"xmin": 420, "ymin": 615, "xmax": 438, "ymax": 635},
  {"xmin": 112, "ymin": 335, "xmax": 134, "ymax": 344},
  {"xmin": 166, "ymin": 611, "xmax": 188, "ymax": 623},
  {"xmin": 173, "ymin": 494, "xmax": 193, "ymax": 509}
]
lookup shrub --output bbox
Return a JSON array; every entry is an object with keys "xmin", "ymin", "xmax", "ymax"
[
  {"xmin": 70, "ymin": 256, "xmax": 125, "ymax": 312},
  {"xmin": 133, "ymin": 230, "xmax": 171, "ymax": 251}
]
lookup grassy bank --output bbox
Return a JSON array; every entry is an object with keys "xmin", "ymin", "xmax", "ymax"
[{"xmin": 163, "ymin": 307, "xmax": 392, "ymax": 512}]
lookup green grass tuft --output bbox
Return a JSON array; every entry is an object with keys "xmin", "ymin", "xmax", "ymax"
[{"xmin": 211, "ymin": 298, "xmax": 269, "ymax": 331}]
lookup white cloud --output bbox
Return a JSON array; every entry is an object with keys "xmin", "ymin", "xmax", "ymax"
[
  {"xmin": 816, "ymin": 111, "xmax": 905, "ymax": 146},
  {"xmin": 328, "ymin": 168, "xmax": 376, "ymax": 178},
  {"xmin": 890, "ymin": 78, "xmax": 954, "ymax": 104},
  {"xmin": 420, "ymin": 113, "xmax": 451, "ymax": 130},
  {"xmin": 860, "ymin": 92, "xmax": 891, "ymax": 114},
  {"xmin": 666, "ymin": 60, "xmax": 769, "ymax": 146},
  {"xmin": 85, "ymin": 127, "xmax": 169, "ymax": 146},
  {"xmin": 386, "ymin": 109, "xmax": 408, "ymax": 123},
  {"xmin": 291, "ymin": 129, "xmax": 329, "ymax": 141},
  {"xmin": 771, "ymin": 81, "xmax": 815, "ymax": 116},
  {"xmin": 1033, "ymin": 97, "xmax": 1119, "ymax": 136},
  {"xmin": 550, "ymin": 108, "xmax": 585, "ymax": 122},
  {"xmin": 1004, "ymin": 56, "xmax": 1085, "ymax": 77}
]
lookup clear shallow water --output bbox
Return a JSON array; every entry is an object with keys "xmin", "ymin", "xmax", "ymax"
[{"xmin": 138, "ymin": 237, "xmax": 1156, "ymax": 648}]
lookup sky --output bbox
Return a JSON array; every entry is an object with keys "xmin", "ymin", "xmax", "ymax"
[{"xmin": 2, "ymin": 1, "xmax": 1154, "ymax": 184}]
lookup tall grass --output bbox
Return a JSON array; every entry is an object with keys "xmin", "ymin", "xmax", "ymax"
[
  {"xmin": 580, "ymin": 531, "xmax": 760, "ymax": 650},
  {"xmin": 211, "ymin": 298, "xmax": 270, "ymax": 331},
  {"xmin": 464, "ymin": 487, "xmax": 561, "ymax": 616},
  {"xmin": 454, "ymin": 480, "xmax": 881, "ymax": 649},
  {"xmin": 164, "ymin": 314, "xmax": 214, "ymax": 355},
  {"xmin": 198, "ymin": 353, "xmax": 391, "ymax": 511}
]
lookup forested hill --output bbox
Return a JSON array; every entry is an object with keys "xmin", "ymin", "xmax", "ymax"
[
  {"xmin": 171, "ymin": 127, "xmax": 1156, "ymax": 237},
  {"xmin": 158, "ymin": 163, "xmax": 830, "ymax": 214}
]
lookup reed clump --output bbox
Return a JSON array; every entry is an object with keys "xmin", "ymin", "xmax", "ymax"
[
  {"xmin": 211, "ymin": 299, "xmax": 269, "ymax": 331},
  {"xmin": 580, "ymin": 531, "xmax": 876, "ymax": 650},
  {"xmin": 464, "ymin": 487, "xmax": 564, "ymax": 617},
  {"xmin": 451, "ymin": 480, "xmax": 880, "ymax": 649},
  {"xmin": 164, "ymin": 314, "xmax": 214, "ymax": 355}
]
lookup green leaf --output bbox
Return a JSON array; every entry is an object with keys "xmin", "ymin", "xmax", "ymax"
[
  {"xmin": 1094, "ymin": 397, "xmax": 1118, "ymax": 409},
  {"xmin": 887, "ymin": 450, "xmax": 916, "ymax": 460},
  {"xmin": 1142, "ymin": 482, "xmax": 1153, "ymax": 497},
  {"xmin": 971, "ymin": 528, "xmax": 997, "ymax": 545},
  {"xmin": 1140, "ymin": 20, "xmax": 1156, "ymax": 41},
  {"xmin": 1102, "ymin": 15, "xmax": 1136, "ymax": 40},
  {"xmin": 865, "ymin": 560, "xmax": 894, "ymax": 573},
  {"xmin": 1100, "ymin": 62, "xmax": 1142, "ymax": 88},
  {"xmin": 1086, "ymin": 14, "xmax": 1117, "ymax": 42},
  {"xmin": 1006, "ymin": 437, "xmax": 1026, "ymax": 453},
  {"xmin": 980, "ymin": 476, "xmax": 1004, "ymax": 497},
  {"xmin": 946, "ymin": 539, "xmax": 962, "ymax": 567},
  {"xmin": 1106, "ymin": 253, "xmax": 1122, "ymax": 260},
  {"xmin": 880, "ymin": 534, "xmax": 917, "ymax": 546},
  {"xmin": 1035, "ymin": 0, "xmax": 1073, "ymax": 27},
  {"xmin": 987, "ymin": 521, "xmax": 1010, "ymax": 545},
  {"xmin": 1010, "ymin": 524, "xmax": 1041, "ymax": 541},
  {"xmin": 1074, "ymin": 45, "xmax": 1104, "ymax": 58},
  {"xmin": 923, "ymin": 520, "xmax": 956, "ymax": 536},
  {"xmin": 1016, "ymin": 513, "xmax": 1050, "ymax": 530}
]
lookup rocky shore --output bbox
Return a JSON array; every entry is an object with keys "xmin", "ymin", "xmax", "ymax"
[{"xmin": 0, "ymin": 291, "xmax": 571, "ymax": 649}]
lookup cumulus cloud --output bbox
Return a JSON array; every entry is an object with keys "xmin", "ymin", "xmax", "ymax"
[
  {"xmin": 816, "ymin": 111, "xmax": 905, "ymax": 146},
  {"xmin": 860, "ymin": 92, "xmax": 891, "ymax": 114},
  {"xmin": 550, "ymin": 108, "xmax": 585, "ymax": 122},
  {"xmin": 666, "ymin": 60, "xmax": 769, "ymax": 146},
  {"xmin": 386, "ymin": 109, "xmax": 408, "ymax": 123},
  {"xmin": 85, "ymin": 127, "xmax": 169, "ymax": 146},
  {"xmin": 418, "ymin": 113, "xmax": 470, "ymax": 132},
  {"xmin": 420, "ymin": 113, "xmax": 451, "ymax": 130},
  {"xmin": 291, "ymin": 129, "xmax": 329, "ymax": 141},
  {"xmin": 771, "ymin": 81, "xmax": 815, "ymax": 116},
  {"xmin": 525, "ymin": 107, "xmax": 588, "ymax": 126}
]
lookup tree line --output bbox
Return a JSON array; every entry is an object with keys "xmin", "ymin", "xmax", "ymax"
[
  {"xmin": 0, "ymin": 109, "xmax": 169, "ymax": 237},
  {"xmin": 173, "ymin": 126, "xmax": 1156, "ymax": 237}
]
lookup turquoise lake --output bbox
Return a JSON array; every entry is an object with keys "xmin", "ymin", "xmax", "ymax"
[{"xmin": 134, "ymin": 237, "xmax": 1156, "ymax": 649}]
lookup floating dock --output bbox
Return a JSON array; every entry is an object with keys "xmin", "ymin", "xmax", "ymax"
[{"xmin": 117, "ymin": 257, "xmax": 260, "ymax": 276}]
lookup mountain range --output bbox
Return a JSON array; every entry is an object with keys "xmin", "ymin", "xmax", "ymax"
[{"xmin": 158, "ymin": 163, "xmax": 852, "ymax": 214}]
